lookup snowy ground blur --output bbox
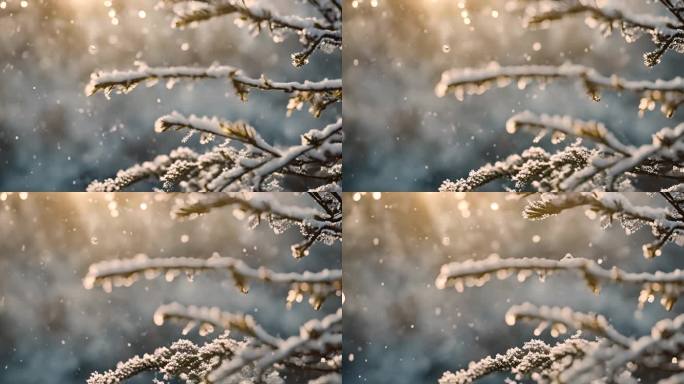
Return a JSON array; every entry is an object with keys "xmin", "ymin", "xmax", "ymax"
[
  {"xmin": 343, "ymin": 192, "xmax": 684, "ymax": 383},
  {"xmin": 0, "ymin": 192, "xmax": 340, "ymax": 383},
  {"xmin": 0, "ymin": 0, "xmax": 340, "ymax": 190},
  {"xmin": 343, "ymin": 0, "xmax": 684, "ymax": 191}
]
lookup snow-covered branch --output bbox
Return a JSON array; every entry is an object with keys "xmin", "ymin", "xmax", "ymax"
[
  {"xmin": 88, "ymin": 308, "xmax": 342, "ymax": 384},
  {"xmin": 523, "ymin": 192, "xmax": 684, "ymax": 258},
  {"xmin": 438, "ymin": 338, "xmax": 590, "ymax": 384},
  {"xmin": 172, "ymin": 191, "xmax": 326, "ymax": 221},
  {"xmin": 435, "ymin": 3, "xmax": 684, "ymax": 192},
  {"xmin": 522, "ymin": 192, "xmax": 673, "ymax": 223},
  {"xmin": 171, "ymin": 192, "xmax": 342, "ymax": 258},
  {"xmin": 439, "ymin": 142, "xmax": 593, "ymax": 192},
  {"xmin": 84, "ymin": 193, "xmax": 342, "ymax": 383},
  {"xmin": 442, "ymin": 111, "xmax": 684, "ymax": 192},
  {"xmin": 515, "ymin": 0, "xmax": 684, "ymax": 66},
  {"xmin": 197, "ymin": 118, "xmax": 342, "ymax": 192},
  {"xmin": 506, "ymin": 303, "xmax": 632, "ymax": 346},
  {"xmin": 153, "ymin": 302, "xmax": 283, "ymax": 346},
  {"xmin": 86, "ymin": 0, "xmax": 341, "ymax": 192},
  {"xmin": 164, "ymin": 0, "xmax": 334, "ymax": 31},
  {"xmin": 86, "ymin": 62, "xmax": 342, "ymax": 116},
  {"xmin": 505, "ymin": 111, "xmax": 632, "ymax": 155},
  {"xmin": 154, "ymin": 112, "xmax": 280, "ymax": 156},
  {"xmin": 208, "ymin": 309, "xmax": 342, "ymax": 383},
  {"xmin": 436, "ymin": 63, "xmax": 684, "ymax": 118},
  {"xmin": 83, "ymin": 253, "xmax": 342, "ymax": 309},
  {"xmin": 158, "ymin": 0, "xmax": 342, "ymax": 67},
  {"xmin": 85, "ymin": 147, "xmax": 204, "ymax": 192},
  {"xmin": 560, "ymin": 123, "xmax": 684, "ymax": 191},
  {"xmin": 502, "ymin": 304, "xmax": 684, "ymax": 383},
  {"xmin": 439, "ymin": 302, "xmax": 684, "ymax": 383},
  {"xmin": 87, "ymin": 118, "xmax": 343, "ymax": 192},
  {"xmin": 86, "ymin": 145, "xmax": 240, "ymax": 192},
  {"xmin": 86, "ymin": 332, "xmax": 259, "ymax": 384},
  {"xmin": 437, "ymin": 194, "xmax": 684, "ymax": 382},
  {"xmin": 436, "ymin": 254, "xmax": 684, "ymax": 310}
]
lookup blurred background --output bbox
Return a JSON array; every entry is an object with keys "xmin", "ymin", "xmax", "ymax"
[
  {"xmin": 0, "ymin": 192, "xmax": 340, "ymax": 383},
  {"xmin": 0, "ymin": 0, "xmax": 340, "ymax": 190},
  {"xmin": 343, "ymin": 0, "xmax": 684, "ymax": 191},
  {"xmin": 343, "ymin": 192, "xmax": 684, "ymax": 383}
]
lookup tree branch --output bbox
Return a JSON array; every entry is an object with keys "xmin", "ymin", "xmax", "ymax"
[
  {"xmin": 436, "ymin": 254, "xmax": 684, "ymax": 310},
  {"xmin": 436, "ymin": 63, "xmax": 684, "ymax": 117}
]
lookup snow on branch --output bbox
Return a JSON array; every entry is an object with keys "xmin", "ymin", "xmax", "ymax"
[
  {"xmin": 86, "ymin": 332, "xmax": 265, "ymax": 384},
  {"xmin": 436, "ymin": 63, "xmax": 684, "ymax": 118},
  {"xmin": 86, "ymin": 62, "xmax": 342, "ymax": 117},
  {"xmin": 505, "ymin": 303, "xmax": 632, "ymax": 347},
  {"xmin": 87, "ymin": 118, "xmax": 343, "ymax": 192},
  {"xmin": 85, "ymin": 193, "xmax": 341, "ymax": 383},
  {"xmin": 86, "ymin": 145, "xmax": 240, "ymax": 192},
  {"xmin": 560, "ymin": 123, "xmax": 684, "ymax": 191},
  {"xmin": 208, "ymin": 309, "xmax": 342, "ymax": 383},
  {"xmin": 516, "ymin": 0, "xmax": 684, "ymax": 66},
  {"xmin": 173, "ymin": 191, "xmax": 325, "ymax": 219},
  {"xmin": 85, "ymin": 147, "xmax": 202, "ymax": 192},
  {"xmin": 438, "ymin": 338, "xmax": 591, "ymax": 384},
  {"xmin": 86, "ymin": 0, "xmax": 341, "ymax": 192},
  {"xmin": 439, "ymin": 142, "xmax": 593, "ymax": 192},
  {"xmin": 154, "ymin": 112, "xmax": 279, "ymax": 156},
  {"xmin": 437, "ymin": 194, "xmax": 684, "ymax": 383},
  {"xmin": 157, "ymin": 0, "xmax": 342, "ymax": 67},
  {"xmin": 196, "ymin": 118, "xmax": 342, "ymax": 192},
  {"xmin": 436, "ymin": 5, "xmax": 684, "ymax": 193},
  {"xmin": 523, "ymin": 192, "xmax": 684, "ymax": 258},
  {"xmin": 436, "ymin": 254, "xmax": 684, "ymax": 310},
  {"xmin": 446, "ymin": 307, "xmax": 684, "ymax": 384},
  {"xmin": 522, "ymin": 192, "xmax": 673, "ymax": 223},
  {"xmin": 441, "ymin": 111, "xmax": 684, "ymax": 192},
  {"xmin": 505, "ymin": 111, "xmax": 632, "ymax": 154},
  {"xmin": 83, "ymin": 253, "xmax": 341, "ymax": 309},
  {"xmin": 153, "ymin": 302, "xmax": 283, "ymax": 345},
  {"xmin": 501, "ymin": 304, "xmax": 684, "ymax": 384},
  {"xmin": 171, "ymin": 192, "xmax": 342, "ymax": 258}
]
